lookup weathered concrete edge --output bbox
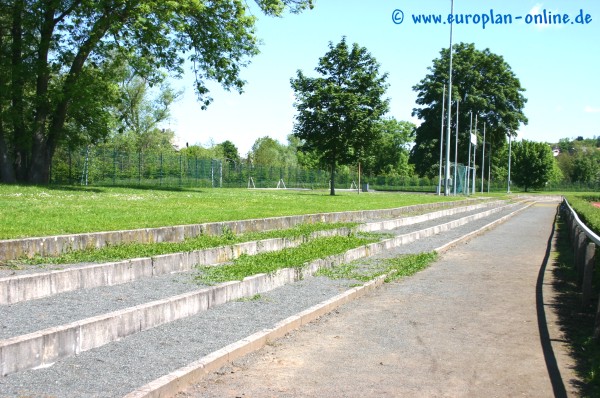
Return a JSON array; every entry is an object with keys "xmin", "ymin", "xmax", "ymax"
[
  {"xmin": 0, "ymin": 200, "xmax": 513, "ymax": 376},
  {"xmin": 0, "ymin": 236, "xmax": 372, "ymax": 376},
  {"xmin": 0, "ymin": 235, "xmax": 317, "ymax": 305},
  {"xmin": 122, "ymin": 274, "xmax": 390, "ymax": 398},
  {"xmin": 357, "ymin": 200, "xmax": 504, "ymax": 232},
  {"xmin": 0, "ymin": 200, "xmax": 476, "ymax": 261},
  {"xmin": 434, "ymin": 201, "xmax": 537, "ymax": 254},
  {"xmin": 0, "ymin": 200, "xmax": 500, "ymax": 305},
  {"xmin": 121, "ymin": 201, "xmax": 534, "ymax": 398}
]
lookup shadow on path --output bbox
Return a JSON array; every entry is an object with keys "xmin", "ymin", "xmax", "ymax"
[{"xmin": 536, "ymin": 206, "xmax": 568, "ymax": 398}]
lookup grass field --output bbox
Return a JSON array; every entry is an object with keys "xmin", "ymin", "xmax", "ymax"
[{"xmin": 0, "ymin": 185, "xmax": 464, "ymax": 239}]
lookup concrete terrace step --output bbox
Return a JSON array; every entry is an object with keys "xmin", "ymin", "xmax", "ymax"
[
  {"xmin": 0, "ymin": 200, "xmax": 539, "ymax": 397},
  {"xmin": 0, "ymin": 200, "xmax": 505, "ymax": 305},
  {"xmin": 0, "ymin": 200, "xmax": 528, "ymax": 379},
  {"xmin": 0, "ymin": 200, "xmax": 486, "ymax": 261}
]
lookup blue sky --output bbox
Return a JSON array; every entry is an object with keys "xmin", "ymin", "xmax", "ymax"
[{"xmin": 168, "ymin": 0, "xmax": 600, "ymax": 156}]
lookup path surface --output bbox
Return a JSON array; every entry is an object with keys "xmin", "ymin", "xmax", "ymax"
[{"xmin": 179, "ymin": 201, "xmax": 580, "ymax": 397}]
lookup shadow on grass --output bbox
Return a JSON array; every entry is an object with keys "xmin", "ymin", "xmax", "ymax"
[
  {"xmin": 48, "ymin": 184, "xmax": 208, "ymax": 194},
  {"xmin": 548, "ymin": 210, "xmax": 600, "ymax": 397},
  {"xmin": 45, "ymin": 185, "xmax": 104, "ymax": 193}
]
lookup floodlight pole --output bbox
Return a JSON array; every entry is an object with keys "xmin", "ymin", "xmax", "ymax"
[
  {"xmin": 453, "ymin": 99, "xmax": 459, "ymax": 195},
  {"xmin": 468, "ymin": 111, "xmax": 472, "ymax": 195},
  {"xmin": 487, "ymin": 142, "xmax": 492, "ymax": 193},
  {"xmin": 472, "ymin": 133, "xmax": 476, "ymax": 194},
  {"xmin": 507, "ymin": 133, "xmax": 512, "ymax": 193},
  {"xmin": 473, "ymin": 115, "xmax": 478, "ymax": 194},
  {"xmin": 444, "ymin": 0, "xmax": 454, "ymax": 196},
  {"xmin": 438, "ymin": 85, "xmax": 446, "ymax": 196},
  {"xmin": 467, "ymin": 123, "xmax": 472, "ymax": 195},
  {"xmin": 481, "ymin": 123, "xmax": 486, "ymax": 193}
]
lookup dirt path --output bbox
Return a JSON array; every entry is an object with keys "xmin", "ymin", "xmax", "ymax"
[{"xmin": 178, "ymin": 202, "xmax": 579, "ymax": 397}]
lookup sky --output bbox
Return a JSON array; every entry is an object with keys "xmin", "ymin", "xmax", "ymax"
[{"xmin": 166, "ymin": 0, "xmax": 600, "ymax": 156}]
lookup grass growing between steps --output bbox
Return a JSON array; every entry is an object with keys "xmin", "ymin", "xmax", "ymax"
[
  {"xmin": 6, "ymin": 222, "xmax": 357, "ymax": 266},
  {"xmin": 195, "ymin": 234, "xmax": 381, "ymax": 284},
  {"xmin": 317, "ymin": 252, "xmax": 438, "ymax": 283}
]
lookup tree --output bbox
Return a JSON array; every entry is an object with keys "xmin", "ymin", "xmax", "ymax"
[
  {"xmin": 411, "ymin": 43, "xmax": 528, "ymax": 178},
  {"xmin": 554, "ymin": 136, "xmax": 600, "ymax": 184},
  {"xmin": 113, "ymin": 68, "xmax": 181, "ymax": 152},
  {"xmin": 511, "ymin": 140, "xmax": 555, "ymax": 191},
  {"xmin": 571, "ymin": 154, "xmax": 600, "ymax": 184},
  {"xmin": 0, "ymin": 0, "xmax": 312, "ymax": 184},
  {"xmin": 216, "ymin": 140, "xmax": 240, "ymax": 166},
  {"xmin": 249, "ymin": 136, "xmax": 284, "ymax": 167},
  {"xmin": 291, "ymin": 37, "xmax": 389, "ymax": 195},
  {"xmin": 366, "ymin": 118, "xmax": 415, "ymax": 177}
]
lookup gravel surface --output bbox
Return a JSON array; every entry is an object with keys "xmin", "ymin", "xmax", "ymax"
[
  {"xmin": 178, "ymin": 202, "xmax": 572, "ymax": 398},
  {"xmin": 0, "ymin": 200, "xmax": 501, "ymax": 278},
  {"xmin": 0, "ymin": 277, "xmax": 358, "ymax": 398},
  {"xmin": 0, "ymin": 200, "xmax": 529, "ymax": 397},
  {"xmin": 0, "ymin": 202, "xmax": 524, "ymax": 339}
]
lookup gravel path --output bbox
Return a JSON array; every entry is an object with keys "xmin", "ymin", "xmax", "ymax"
[
  {"xmin": 180, "ymin": 201, "xmax": 576, "ymax": 398},
  {"xmin": 0, "ymin": 201, "xmax": 529, "ymax": 397}
]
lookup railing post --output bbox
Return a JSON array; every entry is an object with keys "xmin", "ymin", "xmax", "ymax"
[
  {"xmin": 595, "ymin": 295, "xmax": 600, "ymax": 341},
  {"xmin": 582, "ymin": 242, "xmax": 596, "ymax": 305},
  {"xmin": 576, "ymin": 231, "xmax": 587, "ymax": 285}
]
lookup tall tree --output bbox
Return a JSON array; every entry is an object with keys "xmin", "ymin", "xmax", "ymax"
[
  {"xmin": 511, "ymin": 140, "xmax": 555, "ymax": 191},
  {"xmin": 411, "ymin": 43, "xmax": 528, "ymax": 178},
  {"xmin": 365, "ymin": 118, "xmax": 415, "ymax": 177},
  {"xmin": 249, "ymin": 136, "xmax": 284, "ymax": 167},
  {"xmin": 113, "ymin": 67, "xmax": 181, "ymax": 152},
  {"xmin": 291, "ymin": 37, "xmax": 389, "ymax": 195},
  {"xmin": 217, "ymin": 140, "xmax": 240, "ymax": 166},
  {"xmin": 0, "ymin": 0, "xmax": 312, "ymax": 184}
]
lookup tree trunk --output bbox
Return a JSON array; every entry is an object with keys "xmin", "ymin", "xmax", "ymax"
[
  {"xmin": 28, "ymin": 135, "xmax": 54, "ymax": 184},
  {"xmin": 0, "ymin": 21, "xmax": 16, "ymax": 183},
  {"xmin": 28, "ymin": 9, "xmax": 114, "ymax": 184},
  {"xmin": 0, "ymin": 125, "xmax": 16, "ymax": 183},
  {"xmin": 11, "ymin": 0, "xmax": 28, "ymax": 182},
  {"xmin": 329, "ymin": 162, "xmax": 336, "ymax": 196}
]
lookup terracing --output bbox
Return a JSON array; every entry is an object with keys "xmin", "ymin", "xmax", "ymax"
[{"xmin": 0, "ymin": 197, "xmax": 559, "ymax": 397}]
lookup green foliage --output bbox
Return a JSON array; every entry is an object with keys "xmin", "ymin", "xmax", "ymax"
[
  {"xmin": 103, "ymin": 66, "xmax": 182, "ymax": 153},
  {"xmin": 217, "ymin": 140, "xmax": 241, "ymax": 165},
  {"xmin": 316, "ymin": 252, "xmax": 438, "ymax": 282},
  {"xmin": 554, "ymin": 137, "xmax": 600, "ymax": 186},
  {"xmin": 291, "ymin": 37, "xmax": 390, "ymax": 195},
  {"xmin": 565, "ymin": 195, "xmax": 600, "ymax": 236},
  {"xmin": 411, "ymin": 43, "xmax": 528, "ymax": 178},
  {"xmin": 365, "ymin": 118, "xmax": 415, "ymax": 177},
  {"xmin": 13, "ymin": 222, "xmax": 357, "ymax": 265},
  {"xmin": 510, "ymin": 140, "xmax": 555, "ymax": 191},
  {"xmin": 0, "ymin": 0, "xmax": 312, "ymax": 184},
  {"xmin": 250, "ymin": 136, "xmax": 284, "ymax": 166},
  {"xmin": 195, "ymin": 235, "xmax": 379, "ymax": 284}
]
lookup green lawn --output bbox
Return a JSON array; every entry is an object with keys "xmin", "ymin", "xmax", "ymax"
[{"xmin": 0, "ymin": 185, "xmax": 463, "ymax": 239}]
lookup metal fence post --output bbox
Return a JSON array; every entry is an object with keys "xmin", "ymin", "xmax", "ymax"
[
  {"xmin": 179, "ymin": 152, "xmax": 182, "ymax": 187},
  {"xmin": 138, "ymin": 151, "xmax": 142, "ymax": 185},
  {"xmin": 112, "ymin": 149, "xmax": 116, "ymax": 185}
]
